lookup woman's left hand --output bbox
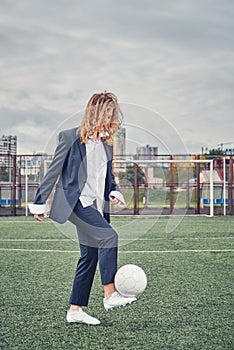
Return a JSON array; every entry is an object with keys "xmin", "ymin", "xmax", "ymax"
[{"xmin": 110, "ymin": 196, "xmax": 120, "ymax": 205}]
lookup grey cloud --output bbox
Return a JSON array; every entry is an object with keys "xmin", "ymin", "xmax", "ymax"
[
  {"xmin": 2, "ymin": 0, "xmax": 234, "ymax": 53},
  {"xmin": 0, "ymin": 106, "xmax": 65, "ymax": 130},
  {"xmin": 0, "ymin": 0, "xmax": 233, "ymax": 153},
  {"xmin": 0, "ymin": 106, "xmax": 69, "ymax": 153}
]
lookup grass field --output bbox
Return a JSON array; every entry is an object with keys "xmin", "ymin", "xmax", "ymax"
[{"xmin": 1, "ymin": 215, "xmax": 234, "ymax": 350}]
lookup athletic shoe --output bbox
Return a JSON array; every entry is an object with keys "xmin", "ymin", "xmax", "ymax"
[
  {"xmin": 103, "ymin": 291, "xmax": 137, "ymax": 310},
  {"xmin": 66, "ymin": 309, "xmax": 101, "ymax": 325}
]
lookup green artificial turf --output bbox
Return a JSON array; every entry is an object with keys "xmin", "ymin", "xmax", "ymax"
[{"xmin": 0, "ymin": 216, "xmax": 234, "ymax": 350}]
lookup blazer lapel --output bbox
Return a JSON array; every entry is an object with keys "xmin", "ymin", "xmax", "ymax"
[
  {"xmin": 79, "ymin": 138, "xmax": 86, "ymax": 161},
  {"xmin": 76, "ymin": 136, "xmax": 87, "ymax": 187}
]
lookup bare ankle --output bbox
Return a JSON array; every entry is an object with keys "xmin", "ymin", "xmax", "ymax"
[
  {"xmin": 103, "ymin": 283, "xmax": 116, "ymax": 298},
  {"xmin": 70, "ymin": 304, "xmax": 81, "ymax": 311}
]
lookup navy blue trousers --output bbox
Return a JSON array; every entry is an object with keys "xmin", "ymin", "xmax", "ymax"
[{"xmin": 68, "ymin": 200, "xmax": 118, "ymax": 306}]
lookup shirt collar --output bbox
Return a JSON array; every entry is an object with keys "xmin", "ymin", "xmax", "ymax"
[
  {"xmin": 88, "ymin": 136, "xmax": 102, "ymax": 144},
  {"xmin": 88, "ymin": 131, "xmax": 109, "ymax": 144}
]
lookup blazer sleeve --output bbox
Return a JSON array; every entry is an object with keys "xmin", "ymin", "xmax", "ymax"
[
  {"xmin": 110, "ymin": 171, "xmax": 120, "ymax": 192},
  {"xmin": 33, "ymin": 131, "xmax": 69, "ymax": 205},
  {"xmin": 109, "ymin": 167, "xmax": 126, "ymax": 207}
]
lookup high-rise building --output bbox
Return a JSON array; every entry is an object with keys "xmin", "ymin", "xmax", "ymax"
[
  {"xmin": 113, "ymin": 128, "xmax": 126, "ymax": 179},
  {"xmin": 0, "ymin": 135, "xmax": 17, "ymax": 182},
  {"xmin": 134, "ymin": 144, "xmax": 159, "ymax": 190},
  {"xmin": 135, "ymin": 144, "xmax": 158, "ymax": 159},
  {"xmin": 0, "ymin": 135, "xmax": 17, "ymax": 156},
  {"xmin": 113, "ymin": 128, "xmax": 126, "ymax": 159}
]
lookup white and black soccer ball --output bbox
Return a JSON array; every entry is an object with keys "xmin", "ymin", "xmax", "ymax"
[{"xmin": 114, "ymin": 264, "xmax": 147, "ymax": 297}]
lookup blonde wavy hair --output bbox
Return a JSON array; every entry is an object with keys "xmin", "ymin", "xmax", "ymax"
[{"xmin": 78, "ymin": 92, "xmax": 122, "ymax": 144}]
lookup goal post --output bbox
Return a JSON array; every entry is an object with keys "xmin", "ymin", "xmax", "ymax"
[{"xmin": 24, "ymin": 157, "xmax": 218, "ymax": 217}]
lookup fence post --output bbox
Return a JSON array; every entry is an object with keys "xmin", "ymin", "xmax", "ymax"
[
  {"xmin": 133, "ymin": 163, "xmax": 139, "ymax": 215},
  {"xmin": 18, "ymin": 156, "xmax": 22, "ymax": 208},
  {"xmin": 186, "ymin": 167, "xmax": 190, "ymax": 209},
  {"xmin": 195, "ymin": 155, "xmax": 201, "ymax": 214},
  {"xmin": 11, "ymin": 154, "xmax": 17, "ymax": 216},
  {"xmin": 228, "ymin": 156, "xmax": 233, "ymax": 215},
  {"xmin": 169, "ymin": 156, "xmax": 174, "ymax": 214}
]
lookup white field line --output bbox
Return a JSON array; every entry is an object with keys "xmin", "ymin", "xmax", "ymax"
[
  {"xmin": 0, "ymin": 216, "xmax": 233, "ymax": 224},
  {"xmin": 0, "ymin": 248, "xmax": 234, "ymax": 254},
  {"xmin": 0, "ymin": 216, "xmax": 205, "ymax": 222},
  {"xmin": 0, "ymin": 221, "xmax": 54, "ymax": 224},
  {"xmin": 0, "ymin": 239, "xmax": 70, "ymax": 241},
  {"xmin": 0, "ymin": 237, "xmax": 233, "ymax": 242}
]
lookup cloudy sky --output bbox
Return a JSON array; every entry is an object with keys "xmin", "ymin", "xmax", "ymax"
[{"xmin": 0, "ymin": 0, "xmax": 234, "ymax": 155}]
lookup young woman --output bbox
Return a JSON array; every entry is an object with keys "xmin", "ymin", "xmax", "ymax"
[{"xmin": 29, "ymin": 92, "xmax": 136, "ymax": 325}]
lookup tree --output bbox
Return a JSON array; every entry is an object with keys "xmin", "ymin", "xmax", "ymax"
[
  {"xmin": 208, "ymin": 148, "xmax": 225, "ymax": 155},
  {"xmin": 119, "ymin": 165, "xmax": 146, "ymax": 186}
]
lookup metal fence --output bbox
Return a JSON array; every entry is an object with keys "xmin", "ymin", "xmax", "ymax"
[{"xmin": 0, "ymin": 153, "xmax": 233, "ymax": 216}]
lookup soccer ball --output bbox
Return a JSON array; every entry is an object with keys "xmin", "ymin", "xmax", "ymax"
[{"xmin": 114, "ymin": 264, "xmax": 147, "ymax": 297}]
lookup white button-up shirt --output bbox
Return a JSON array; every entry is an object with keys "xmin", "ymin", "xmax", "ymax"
[{"xmin": 79, "ymin": 138, "xmax": 107, "ymax": 213}]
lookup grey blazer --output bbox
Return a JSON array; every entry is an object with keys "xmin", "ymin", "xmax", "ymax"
[{"xmin": 34, "ymin": 127, "xmax": 119, "ymax": 224}]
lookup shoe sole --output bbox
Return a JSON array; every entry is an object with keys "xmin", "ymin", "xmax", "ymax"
[
  {"xmin": 104, "ymin": 299, "xmax": 137, "ymax": 311},
  {"xmin": 66, "ymin": 317, "xmax": 101, "ymax": 325},
  {"xmin": 67, "ymin": 319, "xmax": 101, "ymax": 325}
]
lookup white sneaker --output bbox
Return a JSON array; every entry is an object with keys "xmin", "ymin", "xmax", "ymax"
[
  {"xmin": 103, "ymin": 291, "xmax": 137, "ymax": 310},
  {"xmin": 66, "ymin": 309, "xmax": 101, "ymax": 325}
]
